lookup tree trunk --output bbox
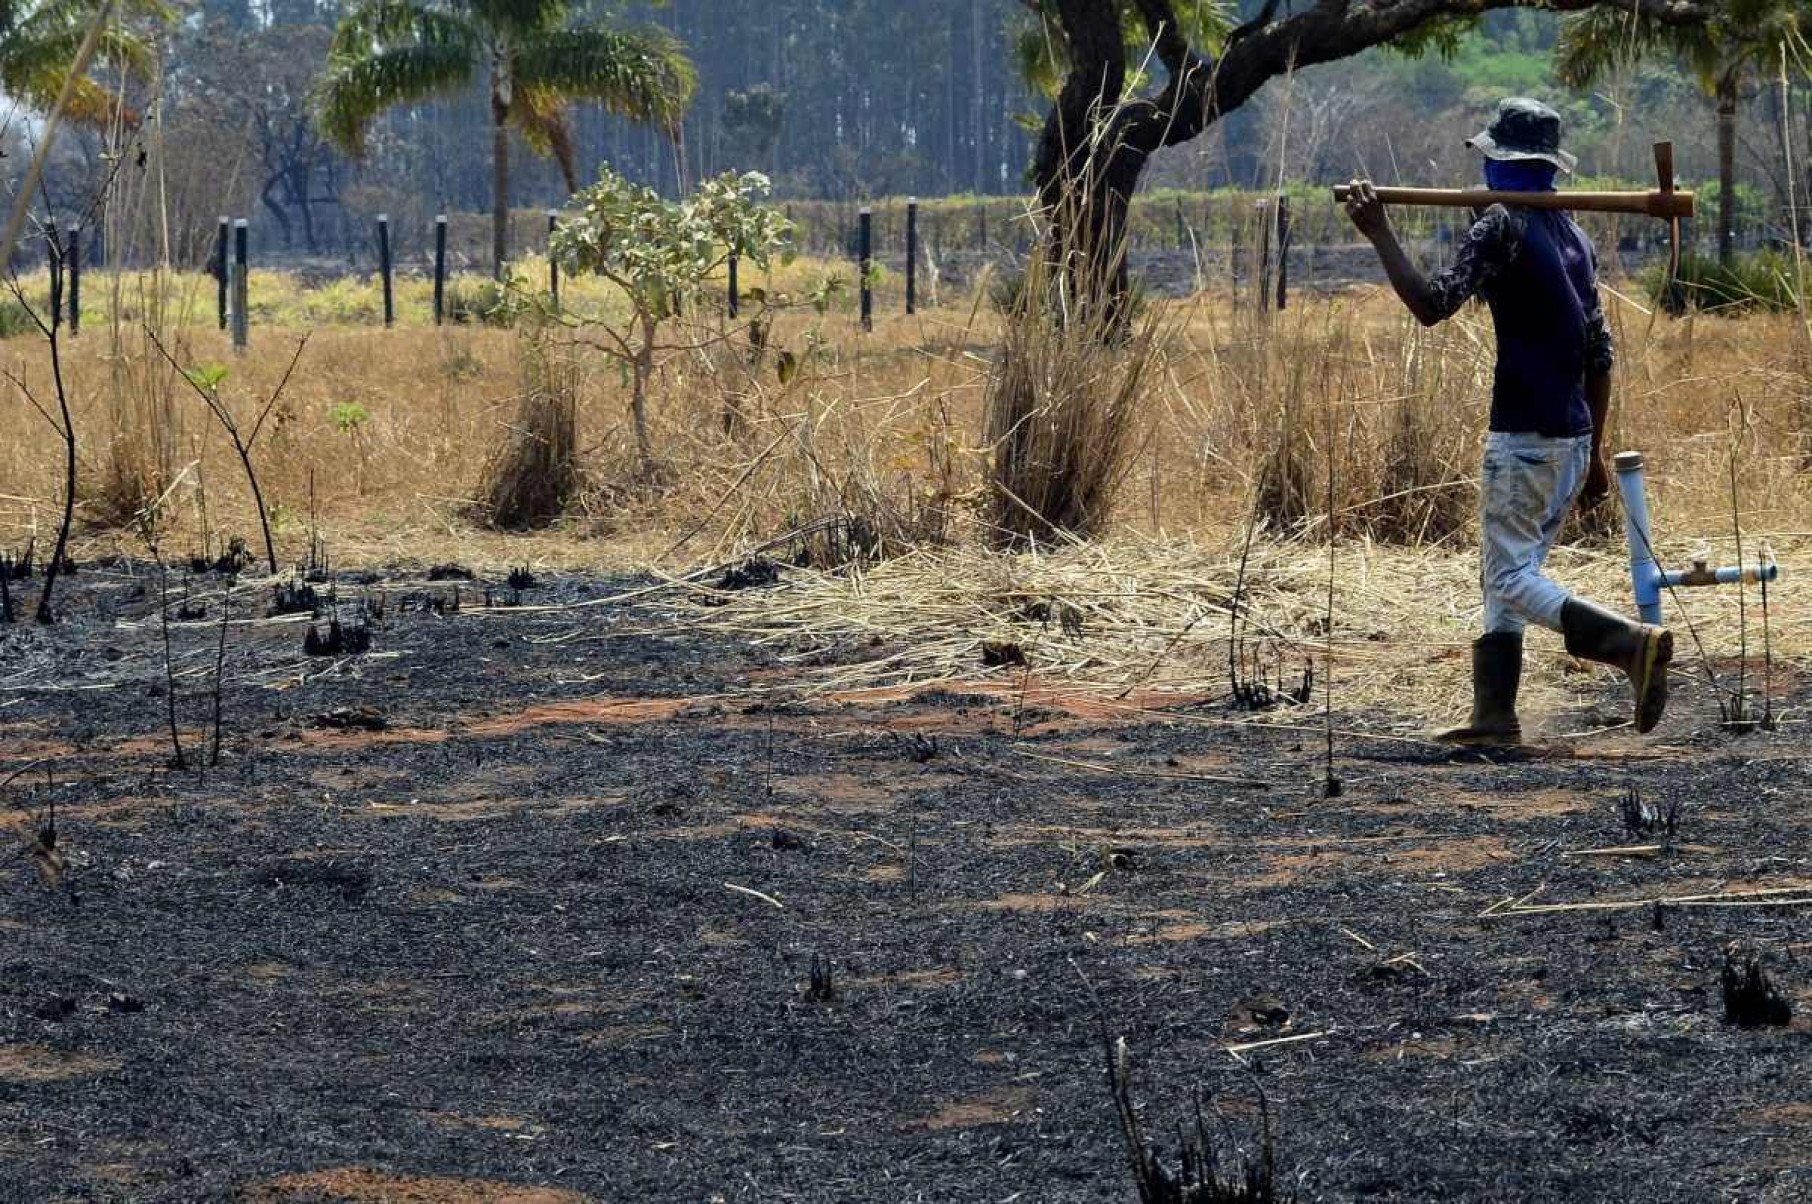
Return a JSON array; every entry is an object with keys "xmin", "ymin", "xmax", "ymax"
[
  {"xmin": 632, "ymin": 314, "xmax": 657, "ymax": 476},
  {"xmin": 491, "ymin": 54, "xmax": 512, "ymax": 281},
  {"xmin": 1029, "ymin": 0, "xmax": 1162, "ymax": 323},
  {"xmin": 259, "ymin": 176, "xmax": 292, "ymax": 249},
  {"xmin": 297, "ymin": 162, "xmax": 319, "ymax": 253},
  {"xmin": 1718, "ymin": 71, "xmax": 1738, "ymax": 265},
  {"xmin": 492, "ymin": 108, "xmax": 510, "ymax": 279}
]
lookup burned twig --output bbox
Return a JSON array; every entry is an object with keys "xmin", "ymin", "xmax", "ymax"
[
  {"xmin": 24, "ymin": 781, "xmax": 67, "ymax": 895},
  {"xmin": 1107, "ymin": 1034, "xmax": 1293, "ymax": 1203},
  {"xmin": 154, "ymin": 556, "xmax": 186, "ymax": 771},
  {"xmin": 1321, "ymin": 327, "xmax": 1343, "ymax": 800},
  {"xmin": 1722, "ymin": 945, "xmax": 1792, "ymax": 1028},
  {"xmin": 146, "ymin": 327, "xmax": 310, "ymax": 575},
  {"xmin": 269, "ymin": 579, "xmax": 319, "ymax": 617},
  {"xmin": 1758, "ymin": 545, "xmax": 1777, "ymax": 730},
  {"xmin": 805, "ymin": 952, "xmax": 837, "ymax": 1002},
  {"xmin": 210, "ymin": 574, "xmax": 234, "ymax": 767},
  {"xmin": 1072, "ymin": 958, "xmax": 1293, "ymax": 1203},
  {"xmin": 302, "ymin": 613, "xmax": 372, "ymax": 656},
  {"xmin": 5, "ymin": 255, "xmax": 77, "ymax": 624},
  {"xmin": 1619, "ymin": 784, "xmax": 1680, "ymax": 851},
  {"xmin": 1726, "ymin": 401, "xmax": 1755, "ymax": 731}
]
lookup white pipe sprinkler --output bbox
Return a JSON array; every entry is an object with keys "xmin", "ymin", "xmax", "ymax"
[{"xmin": 1612, "ymin": 450, "xmax": 1781, "ymax": 625}]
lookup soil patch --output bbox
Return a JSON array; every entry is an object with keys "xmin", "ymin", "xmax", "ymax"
[
  {"xmin": 248, "ymin": 1168, "xmax": 589, "ymax": 1203},
  {"xmin": 0, "ymin": 1044, "xmax": 119, "ymax": 1083}
]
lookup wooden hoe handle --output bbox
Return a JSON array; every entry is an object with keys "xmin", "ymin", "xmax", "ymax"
[{"xmin": 1329, "ymin": 184, "xmax": 1694, "ymax": 220}]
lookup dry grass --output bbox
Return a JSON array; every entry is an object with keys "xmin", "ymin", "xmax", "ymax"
[
  {"xmin": 985, "ymin": 258, "xmax": 1164, "ymax": 547},
  {"xmin": 2, "ymin": 271, "xmax": 1807, "ymax": 727},
  {"xmin": 478, "ymin": 331, "xmax": 581, "ymax": 530}
]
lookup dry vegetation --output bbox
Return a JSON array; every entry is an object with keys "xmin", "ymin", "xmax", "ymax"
[{"xmin": 2, "ymin": 263, "xmax": 1807, "ymax": 731}]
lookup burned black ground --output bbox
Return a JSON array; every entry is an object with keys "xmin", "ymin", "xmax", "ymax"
[{"xmin": 2, "ymin": 562, "xmax": 1810, "ymax": 1202}]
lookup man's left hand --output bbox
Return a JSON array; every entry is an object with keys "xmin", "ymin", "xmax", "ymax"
[{"xmin": 1582, "ymin": 455, "xmax": 1611, "ymax": 507}]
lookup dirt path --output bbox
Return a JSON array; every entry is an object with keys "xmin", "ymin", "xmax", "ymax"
[{"xmin": 3, "ymin": 563, "xmax": 1810, "ymax": 1201}]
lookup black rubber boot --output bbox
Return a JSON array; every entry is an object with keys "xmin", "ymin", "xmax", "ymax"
[
  {"xmin": 1436, "ymin": 632, "xmax": 1524, "ymax": 746},
  {"xmin": 1560, "ymin": 598, "xmax": 1673, "ymax": 734}
]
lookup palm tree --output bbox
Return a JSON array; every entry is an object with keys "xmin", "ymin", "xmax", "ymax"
[
  {"xmin": 319, "ymin": 0, "xmax": 696, "ymax": 278},
  {"xmin": 0, "ymin": 0, "xmax": 160, "ymax": 125},
  {"xmin": 1555, "ymin": 0, "xmax": 1804, "ymax": 265}
]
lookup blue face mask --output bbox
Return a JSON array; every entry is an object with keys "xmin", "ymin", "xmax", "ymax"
[{"xmin": 1483, "ymin": 157, "xmax": 1559, "ymax": 192}]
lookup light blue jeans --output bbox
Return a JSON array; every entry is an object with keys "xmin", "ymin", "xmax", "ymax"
[{"xmin": 1479, "ymin": 431, "xmax": 1591, "ymax": 635}]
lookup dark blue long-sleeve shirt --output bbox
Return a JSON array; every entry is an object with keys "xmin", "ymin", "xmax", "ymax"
[{"xmin": 1426, "ymin": 204, "xmax": 1613, "ymax": 438}]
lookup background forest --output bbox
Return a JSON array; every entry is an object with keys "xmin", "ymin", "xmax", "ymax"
[{"xmin": 18, "ymin": 0, "xmax": 1803, "ymax": 271}]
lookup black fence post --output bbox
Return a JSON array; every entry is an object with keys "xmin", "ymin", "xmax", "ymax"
[
  {"xmin": 216, "ymin": 216, "xmax": 230, "ymax": 331},
  {"xmin": 377, "ymin": 214, "xmax": 393, "ymax": 328},
  {"xmin": 1227, "ymin": 199, "xmax": 1242, "ymax": 308},
  {"xmin": 231, "ymin": 218, "xmax": 249, "ymax": 350},
  {"xmin": 906, "ymin": 198, "xmax": 918, "ymax": 315},
  {"xmin": 66, "ymin": 225, "xmax": 79, "ymax": 335},
  {"xmin": 546, "ymin": 210, "xmax": 559, "ymax": 311},
  {"xmin": 1256, "ymin": 198, "xmax": 1273, "ymax": 315},
  {"xmin": 858, "ymin": 206, "xmax": 873, "ymax": 332},
  {"xmin": 433, "ymin": 214, "xmax": 448, "ymax": 326},
  {"xmin": 1275, "ymin": 194, "xmax": 1291, "ymax": 311},
  {"xmin": 727, "ymin": 253, "xmax": 739, "ymax": 319}
]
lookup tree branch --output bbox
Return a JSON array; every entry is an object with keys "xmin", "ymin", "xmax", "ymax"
[{"xmin": 1115, "ymin": 0, "xmax": 1715, "ymax": 161}]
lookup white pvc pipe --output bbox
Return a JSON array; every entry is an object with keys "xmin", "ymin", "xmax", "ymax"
[
  {"xmin": 1659, "ymin": 562, "xmax": 1783, "ymax": 588},
  {"xmin": 1613, "ymin": 450, "xmax": 1663, "ymax": 623}
]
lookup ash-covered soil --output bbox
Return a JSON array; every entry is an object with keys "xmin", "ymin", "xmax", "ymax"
[{"xmin": 2, "ymin": 560, "xmax": 1810, "ymax": 1203}]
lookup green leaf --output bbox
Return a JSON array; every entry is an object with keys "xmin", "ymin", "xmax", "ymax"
[
  {"xmin": 329, "ymin": 401, "xmax": 371, "ymax": 432},
  {"xmin": 185, "ymin": 363, "xmax": 229, "ymax": 390}
]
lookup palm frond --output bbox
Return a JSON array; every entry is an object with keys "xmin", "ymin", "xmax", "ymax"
[
  {"xmin": 514, "ymin": 23, "xmax": 695, "ymax": 127},
  {"xmin": 0, "ymin": 0, "xmax": 163, "ymax": 123},
  {"xmin": 317, "ymin": 41, "xmax": 474, "ymax": 152},
  {"xmin": 469, "ymin": 0, "xmax": 569, "ymax": 39},
  {"xmin": 1555, "ymin": 8, "xmax": 1706, "ymax": 88},
  {"xmin": 1013, "ymin": 1, "xmax": 1232, "ymax": 102},
  {"xmin": 328, "ymin": 0, "xmax": 473, "ymax": 58},
  {"xmin": 512, "ymin": 86, "xmax": 578, "ymax": 189},
  {"xmin": 1162, "ymin": 0, "xmax": 1232, "ymax": 56},
  {"xmin": 1555, "ymin": 0, "xmax": 1799, "ymax": 95},
  {"xmin": 1014, "ymin": 17, "xmax": 1065, "ymax": 101}
]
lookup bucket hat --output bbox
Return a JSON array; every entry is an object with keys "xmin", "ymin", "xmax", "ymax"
[{"xmin": 1466, "ymin": 97, "xmax": 1577, "ymax": 175}]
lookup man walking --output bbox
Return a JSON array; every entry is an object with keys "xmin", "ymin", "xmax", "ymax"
[{"xmin": 1344, "ymin": 97, "xmax": 1672, "ymax": 743}]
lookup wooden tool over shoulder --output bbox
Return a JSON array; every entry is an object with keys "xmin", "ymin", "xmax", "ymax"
[
  {"xmin": 1330, "ymin": 141, "xmax": 1693, "ymax": 220},
  {"xmin": 1330, "ymin": 184, "xmax": 1692, "ymax": 220}
]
